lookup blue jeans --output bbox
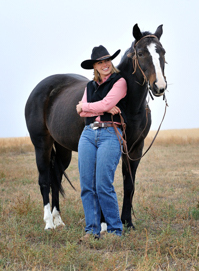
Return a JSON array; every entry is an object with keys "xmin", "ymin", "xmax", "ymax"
[{"xmin": 78, "ymin": 125, "xmax": 123, "ymax": 236}]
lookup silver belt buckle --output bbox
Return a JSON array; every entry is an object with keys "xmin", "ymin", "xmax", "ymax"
[{"xmin": 90, "ymin": 121, "xmax": 99, "ymax": 130}]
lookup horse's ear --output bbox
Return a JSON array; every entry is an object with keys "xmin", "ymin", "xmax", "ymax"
[
  {"xmin": 154, "ymin": 25, "xmax": 163, "ymax": 40},
  {"xmin": 133, "ymin": 24, "xmax": 143, "ymax": 41}
]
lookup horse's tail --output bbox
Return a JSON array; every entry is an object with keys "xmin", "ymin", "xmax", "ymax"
[
  {"xmin": 50, "ymin": 147, "xmax": 76, "ymax": 198},
  {"xmin": 50, "ymin": 147, "xmax": 65, "ymax": 197}
]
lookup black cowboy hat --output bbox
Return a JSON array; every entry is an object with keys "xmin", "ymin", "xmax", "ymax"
[{"xmin": 81, "ymin": 45, "xmax": 121, "ymax": 70}]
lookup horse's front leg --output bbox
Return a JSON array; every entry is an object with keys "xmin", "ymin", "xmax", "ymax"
[
  {"xmin": 121, "ymin": 158, "xmax": 140, "ymax": 229},
  {"xmin": 100, "ymin": 210, "xmax": 107, "ymax": 232}
]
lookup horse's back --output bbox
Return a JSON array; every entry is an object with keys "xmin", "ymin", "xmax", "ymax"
[{"xmin": 25, "ymin": 73, "xmax": 88, "ymax": 106}]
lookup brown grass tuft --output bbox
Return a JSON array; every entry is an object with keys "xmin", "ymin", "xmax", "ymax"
[
  {"xmin": 0, "ymin": 137, "xmax": 34, "ymax": 154},
  {"xmin": 146, "ymin": 128, "xmax": 199, "ymax": 145}
]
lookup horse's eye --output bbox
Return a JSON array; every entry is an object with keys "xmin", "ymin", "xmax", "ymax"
[{"xmin": 137, "ymin": 52, "xmax": 143, "ymax": 57}]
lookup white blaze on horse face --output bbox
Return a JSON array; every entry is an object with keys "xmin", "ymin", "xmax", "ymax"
[
  {"xmin": 147, "ymin": 43, "xmax": 167, "ymax": 91},
  {"xmin": 44, "ymin": 203, "xmax": 55, "ymax": 230}
]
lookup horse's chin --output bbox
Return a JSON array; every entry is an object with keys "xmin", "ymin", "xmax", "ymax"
[
  {"xmin": 148, "ymin": 82, "xmax": 167, "ymax": 98},
  {"xmin": 150, "ymin": 89, "xmax": 166, "ymax": 98},
  {"xmin": 152, "ymin": 92, "xmax": 165, "ymax": 97}
]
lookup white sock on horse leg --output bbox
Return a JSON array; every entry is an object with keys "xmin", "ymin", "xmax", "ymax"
[
  {"xmin": 44, "ymin": 203, "xmax": 55, "ymax": 230},
  {"xmin": 101, "ymin": 222, "xmax": 107, "ymax": 232},
  {"xmin": 52, "ymin": 207, "xmax": 65, "ymax": 228}
]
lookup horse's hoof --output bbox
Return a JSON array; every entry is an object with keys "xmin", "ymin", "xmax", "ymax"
[
  {"xmin": 44, "ymin": 226, "xmax": 55, "ymax": 230},
  {"xmin": 54, "ymin": 220, "xmax": 65, "ymax": 228},
  {"xmin": 129, "ymin": 224, "xmax": 136, "ymax": 230},
  {"xmin": 123, "ymin": 221, "xmax": 136, "ymax": 230},
  {"xmin": 55, "ymin": 224, "xmax": 66, "ymax": 231}
]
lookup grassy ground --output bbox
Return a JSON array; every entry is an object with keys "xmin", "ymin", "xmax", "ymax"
[{"xmin": 0, "ymin": 130, "xmax": 199, "ymax": 270}]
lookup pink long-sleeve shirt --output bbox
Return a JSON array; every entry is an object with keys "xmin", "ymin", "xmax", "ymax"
[{"xmin": 79, "ymin": 74, "xmax": 127, "ymax": 122}]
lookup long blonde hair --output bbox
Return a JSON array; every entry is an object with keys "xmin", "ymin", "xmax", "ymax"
[{"xmin": 93, "ymin": 63, "xmax": 120, "ymax": 83}]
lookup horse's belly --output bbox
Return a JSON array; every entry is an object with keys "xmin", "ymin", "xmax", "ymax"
[{"xmin": 47, "ymin": 113, "xmax": 84, "ymax": 151}]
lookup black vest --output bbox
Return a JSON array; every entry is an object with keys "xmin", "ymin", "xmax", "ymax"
[{"xmin": 85, "ymin": 73, "xmax": 127, "ymax": 125}]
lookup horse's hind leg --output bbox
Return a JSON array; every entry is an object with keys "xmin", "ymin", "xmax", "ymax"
[
  {"xmin": 51, "ymin": 142, "xmax": 72, "ymax": 228},
  {"xmin": 33, "ymin": 135, "xmax": 55, "ymax": 229}
]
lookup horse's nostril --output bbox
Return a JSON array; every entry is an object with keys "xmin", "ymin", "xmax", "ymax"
[{"xmin": 159, "ymin": 88, "xmax": 165, "ymax": 94}]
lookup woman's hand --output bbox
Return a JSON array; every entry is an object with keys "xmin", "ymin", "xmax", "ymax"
[
  {"xmin": 76, "ymin": 101, "xmax": 83, "ymax": 114},
  {"xmin": 107, "ymin": 106, "xmax": 121, "ymax": 115}
]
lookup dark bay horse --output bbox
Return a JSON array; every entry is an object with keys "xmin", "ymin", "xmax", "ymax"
[{"xmin": 25, "ymin": 24, "xmax": 167, "ymax": 230}]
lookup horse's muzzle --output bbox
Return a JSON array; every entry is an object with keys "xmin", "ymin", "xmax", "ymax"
[{"xmin": 151, "ymin": 80, "xmax": 167, "ymax": 97}]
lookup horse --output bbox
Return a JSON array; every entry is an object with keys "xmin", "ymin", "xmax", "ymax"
[{"xmin": 25, "ymin": 24, "xmax": 167, "ymax": 230}]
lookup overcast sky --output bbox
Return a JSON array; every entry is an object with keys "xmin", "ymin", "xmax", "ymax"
[{"xmin": 0, "ymin": 0, "xmax": 198, "ymax": 138}]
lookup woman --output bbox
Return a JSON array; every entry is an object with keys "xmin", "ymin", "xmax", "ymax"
[{"xmin": 76, "ymin": 45, "xmax": 127, "ymax": 241}]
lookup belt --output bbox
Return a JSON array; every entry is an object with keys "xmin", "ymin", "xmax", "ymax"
[{"xmin": 89, "ymin": 122, "xmax": 121, "ymax": 130}]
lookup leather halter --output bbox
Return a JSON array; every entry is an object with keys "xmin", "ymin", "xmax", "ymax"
[
  {"xmin": 133, "ymin": 34, "xmax": 158, "ymax": 47},
  {"xmin": 128, "ymin": 35, "xmax": 162, "ymax": 86}
]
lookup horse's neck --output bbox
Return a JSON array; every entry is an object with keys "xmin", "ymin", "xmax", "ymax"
[
  {"xmin": 118, "ymin": 55, "xmax": 148, "ymax": 114},
  {"xmin": 127, "ymin": 79, "xmax": 148, "ymax": 115}
]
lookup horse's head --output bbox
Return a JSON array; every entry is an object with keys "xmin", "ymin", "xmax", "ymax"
[{"xmin": 129, "ymin": 24, "xmax": 167, "ymax": 97}]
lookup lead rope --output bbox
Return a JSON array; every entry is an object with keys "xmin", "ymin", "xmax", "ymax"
[
  {"xmin": 111, "ymin": 114, "xmax": 135, "ymax": 215},
  {"xmin": 111, "ymin": 97, "xmax": 168, "ymax": 215}
]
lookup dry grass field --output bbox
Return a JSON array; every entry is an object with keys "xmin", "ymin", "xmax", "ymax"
[{"xmin": 0, "ymin": 129, "xmax": 199, "ymax": 270}]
